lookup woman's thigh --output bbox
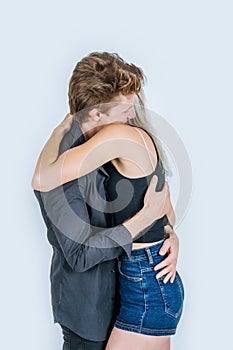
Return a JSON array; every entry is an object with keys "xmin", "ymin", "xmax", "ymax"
[{"xmin": 106, "ymin": 327, "xmax": 170, "ymax": 350}]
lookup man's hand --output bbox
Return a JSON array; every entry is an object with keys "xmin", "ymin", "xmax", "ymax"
[
  {"xmin": 143, "ymin": 176, "xmax": 170, "ymax": 224},
  {"xmin": 154, "ymin": 225, "xmax": 179, "ymax": 284},
  {"xmin": 123, "ymin": 176, "xmax": 170, "ymax": 239}
]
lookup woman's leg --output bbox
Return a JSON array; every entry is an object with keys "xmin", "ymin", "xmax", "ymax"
[{"xmin": 106, "ymin": 327, "xmax": 170, "ymax": 350}]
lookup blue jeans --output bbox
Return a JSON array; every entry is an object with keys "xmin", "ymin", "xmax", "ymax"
[
  {"xmin": 115, "ymin": 241, "xmax": 185, "ymax": 336},
  {"xmin": 61, "ymin": 326, "xmax": 107, "ymax": 350}
]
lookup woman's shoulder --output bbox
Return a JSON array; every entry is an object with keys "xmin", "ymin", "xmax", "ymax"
[
  {"xmin": 97, "ymin": 123, "xmax": 140, "ymax": 140},
  {"xmin": 96, "ymin": 124, "xmax": 154, "ymax": 148}
]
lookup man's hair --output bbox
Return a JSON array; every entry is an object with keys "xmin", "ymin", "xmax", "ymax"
[
  {"xmin": 68, "ymin": 52, "xmax": 145, "ymax": 120},
  {"xmin": 68, "ymin": 52, "xmax": 172, "ymax": 177}
]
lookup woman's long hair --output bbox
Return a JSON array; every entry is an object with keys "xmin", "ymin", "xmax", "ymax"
[{"xmin": 129, "ymin": 90, "xmax": 172, "ymax": 177}]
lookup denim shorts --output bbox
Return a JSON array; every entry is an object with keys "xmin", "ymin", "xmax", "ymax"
[{"xmin": 115, "ymin": 240, "xmax": 185, "ymax": 336}]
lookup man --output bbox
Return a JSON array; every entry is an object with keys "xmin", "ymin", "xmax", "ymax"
[{"xmin": 33, "ymin": 52, "xmax": 179, "ymax": 350}]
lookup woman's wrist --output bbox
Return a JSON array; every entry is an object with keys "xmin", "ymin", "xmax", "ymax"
[
  {"xmin": 39, "ymin": 127, "xmax": 64, "ymax": 166},
  {"xmin": 52, "ymin": 126, "xmax": 67, "ymax": 139},
  {"xmin": 53, "ymin": 114, "xmax": 73, "ymax": 138}
]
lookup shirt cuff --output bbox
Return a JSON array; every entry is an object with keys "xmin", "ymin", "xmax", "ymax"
[{"xmin": 106, "ymin": 224, "xmax": 133, "ymax": 258}]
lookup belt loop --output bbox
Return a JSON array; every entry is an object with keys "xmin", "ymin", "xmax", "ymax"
[{"xmin": 145, "ymin": 248, "xmax": 154, "ymax": 264}]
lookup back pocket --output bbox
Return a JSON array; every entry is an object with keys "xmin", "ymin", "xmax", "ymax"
[{"xmin": 157, "ymin": 271, "xmax": 184, "ymax": 318}]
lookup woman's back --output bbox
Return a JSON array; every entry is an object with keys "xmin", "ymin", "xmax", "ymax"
[{"xmin": 104, "ymin": 127, "xmax": 169, "ymax": 244}]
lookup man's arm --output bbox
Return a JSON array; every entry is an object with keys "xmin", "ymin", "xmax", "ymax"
[
  {"xmin": 35, "ymin": 175, "xmax": 169, "ymax": 273},
  {"xmin": 154, "ymin": 224, "xmax": 179, "ymax": 284},
  {"xmin": 33, "ymin": 120, "xmax": 170, "ymax": 273},
  {"xmin": 34, "ymin": 182, "xmax": 129, "ymax": 273},
  {"xmin": 140, "ymin": 175, "xmax": 179, "ymax": 284}
]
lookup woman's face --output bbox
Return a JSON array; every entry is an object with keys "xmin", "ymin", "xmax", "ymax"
[{"xmin": 100, "ymin": 93, "xmax": 136, "ymax": 125}]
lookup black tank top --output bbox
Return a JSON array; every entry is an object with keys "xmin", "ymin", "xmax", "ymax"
[{"xmin": 104, "ymin": 128, "xmax": 169, "ymax": 243}]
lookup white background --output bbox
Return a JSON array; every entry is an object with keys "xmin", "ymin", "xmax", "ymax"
[{"xmin": 1, "ymin": 1, "xmax": 232, "ymax": 349}]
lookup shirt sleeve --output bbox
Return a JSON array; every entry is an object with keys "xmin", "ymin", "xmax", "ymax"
[{"xmin": 34, "ymin": 178, "xmax": 132, "ymax": 272}]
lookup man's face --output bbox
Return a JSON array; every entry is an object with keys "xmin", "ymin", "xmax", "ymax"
[{"xmin": 100, "ymin": 93, "xmax": 136, "ymax": 125}]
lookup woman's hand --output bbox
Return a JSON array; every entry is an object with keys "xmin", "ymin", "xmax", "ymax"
[
  {"xmin": 31, "ymin": 113, "xmax": 74, "ymax": 191},
  {"xmin": 54, "ymin": 113, "xmax": 74, "ymax": 136}
]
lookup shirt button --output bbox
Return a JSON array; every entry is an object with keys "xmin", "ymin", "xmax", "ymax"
[{"xmin": 111, "ymin": 269, "xmax": 115, "ymax": 273}]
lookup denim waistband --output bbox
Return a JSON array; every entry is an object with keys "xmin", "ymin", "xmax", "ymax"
[{"xmin": 120, "ymin": 240, "xmax": 165, "ymax": 262}]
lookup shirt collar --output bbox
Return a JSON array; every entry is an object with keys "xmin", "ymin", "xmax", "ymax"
[{"xmin": 69, "ymin": 120, "xmax": 85, "ymax": 147}]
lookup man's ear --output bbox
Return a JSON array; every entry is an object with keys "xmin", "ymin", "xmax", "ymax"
[{"xmin": 88, "ymin": 108, "xmax": 101, "ymax": 122}]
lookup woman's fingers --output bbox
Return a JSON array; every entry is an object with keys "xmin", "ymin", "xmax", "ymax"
[
  {"xmin": 54, "ymin": 114, "xmax": 74, "ymax": 134},
  {"xmin": 64, "ymin": 113, "xmax": 73, "ymax": 120}
]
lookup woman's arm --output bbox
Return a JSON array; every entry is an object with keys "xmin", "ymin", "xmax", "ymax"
[
  {"xmin": 32, "ymin": 118, "xmax": 154, "ymax": 191},
  {"xmin": 32, "ymin": 114, "xmax": 74, "ymax": 190}
]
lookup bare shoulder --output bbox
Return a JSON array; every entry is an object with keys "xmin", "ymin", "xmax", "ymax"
[
  {"xmin": 96, "ymin": 123, "xmax": 140, "ymax": 140},
  {"xmin": 96, "ymin": 124, "xmax": 155, "ymax": 147}
]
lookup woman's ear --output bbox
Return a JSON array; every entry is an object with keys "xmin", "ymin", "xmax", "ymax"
[{"xmin": 88, "ymin": 108, "xmax": 101, "ymax": 122}]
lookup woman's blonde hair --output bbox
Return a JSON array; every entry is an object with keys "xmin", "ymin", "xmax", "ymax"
[{"xmin": 131, "ymin": 90, "xmax": 172, "ymax": 177}]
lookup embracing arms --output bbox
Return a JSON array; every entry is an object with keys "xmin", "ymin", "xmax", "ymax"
[
  {"xmin": 31, "ymin": 115, "xmax": 158, "ymax": 191},
  {"xmin": 34, "ymin": 174, "xmax": 170, "ymax": 272},
  {"xmin": 32, "ymin": 115, "xmax": 178, "ymax": 280}
]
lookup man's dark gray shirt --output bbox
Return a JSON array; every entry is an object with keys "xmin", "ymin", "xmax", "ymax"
[{"xmin": 33, "ymin": 120, "xmax": 133, "ymax": 341}]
